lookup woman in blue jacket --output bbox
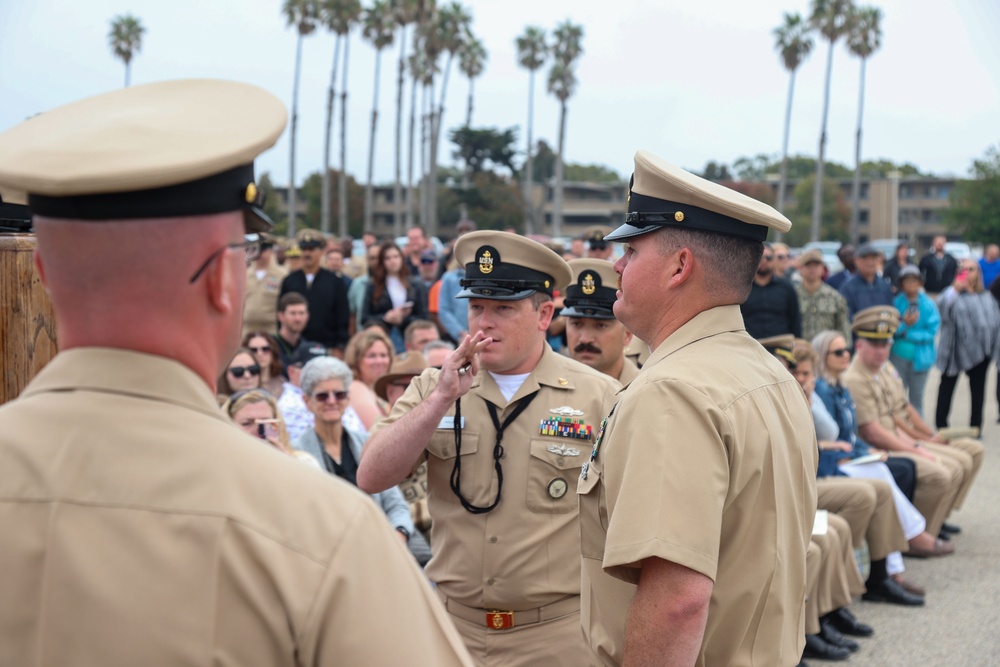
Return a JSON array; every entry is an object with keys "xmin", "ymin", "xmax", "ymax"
[{"xmin": 891, "ymin": 266, "xmax": 940, "ymax": 420}]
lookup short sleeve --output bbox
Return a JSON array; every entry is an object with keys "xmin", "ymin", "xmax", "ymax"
[{"xmin": 843, "ymin": 370, "xmax": 879, "ymax": 427}]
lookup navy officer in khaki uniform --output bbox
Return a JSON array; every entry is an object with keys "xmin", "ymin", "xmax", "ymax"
[
  {"xmin": 0, "ymin": 79, "xmax": 472, "ymax": 667},
  {"xmin": 563, "ymin": 258, "xmax": 640, "ymax": 385},
  {"xmin": 358, "ymin": 231, "xmax": 620, "ymax": 666},
  {"xmin": 578, "ymin": 150, "xmax": 817, "ymax": 666}
]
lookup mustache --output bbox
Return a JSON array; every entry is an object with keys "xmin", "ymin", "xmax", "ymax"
[{"xmin": 574, "ymin": 343, "xmax": 602, "ymax": 355}]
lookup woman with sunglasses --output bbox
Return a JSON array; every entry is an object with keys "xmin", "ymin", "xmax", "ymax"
[
  {"xmin": 242, "ymin": 331, "xmax": 284, "ymax": 396},
  {"xmin": 295, "ymin": 357, "xmax": 419, "ymax": 558},
  {"xmin": 216, "ymin": 348, "xmax": 261, "ymax": 402},
  {"xmin": 934, "ymin": 260, "xmax": 1000, "ymax": 431}
]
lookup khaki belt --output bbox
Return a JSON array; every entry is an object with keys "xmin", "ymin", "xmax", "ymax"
[{"xmin": 436, "ymin": 590, "xmax": 579, "ymax": 630}]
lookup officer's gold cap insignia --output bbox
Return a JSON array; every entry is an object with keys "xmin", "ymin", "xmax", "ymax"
[
  {"xmin": 477, "ymin": 245, "xmax": 497, "ymax": 275},
  {"xmin": 245, "ymin": 182, "xmax": 258, "ymax": 204},
  {"xmin": 674, "ymin": 211, "xmax": 684, "ymax": 222},
  {"xmin": 544, "ymin": 280, "xmax": 550, "ymax": 288},
  {"xmin": 582, "ymin": 273, "xmax": 596, "ymax": 295}
]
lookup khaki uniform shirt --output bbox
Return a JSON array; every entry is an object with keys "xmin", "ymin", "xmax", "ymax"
[
  {"xmin": 243, "ymin": 260, "xmax": 287, "ymax": 337},
  {"xmin": 376, "ymin": 345, "xmax": 620, "ymax": 610},
  {"xmin": 579, "ymin": 306, "xmax": 817, "ymax": 666},
  {"xmin": 616, "ymin": 358, "xmax": 640, "ymax": 386},
  {"xmin": 0, "ymin": 349, "xmax": 472, "ymax": 667},
  {"xmin": 842, "ymin": 359, "xmax": 908, "ymax": 431},
  {"xmin": 795, "ymin": 281, "xmax": 851, "ymax": 344}
]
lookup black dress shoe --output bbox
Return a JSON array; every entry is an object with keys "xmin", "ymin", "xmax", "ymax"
[
  {"xmin": 820, "ymin": 619, "xmax": 859, "ymax": 652},
  {"xmin": 862, "ymin": 577, "xmax": 925, "ymax": 606},
  {"xmin": 803, "ymin": 634, "xmax": 851, "ymax": 661},
  {"xmin": 941, "ymin": 522, "xmax": 962, "ymax": 535},
  {"xmin": 937, "ymin": 530, "xmax": 951, "ymax": 542},
  {"xmin": 825, "ymin": 607, "xmax": 875, "ymax": 637}
]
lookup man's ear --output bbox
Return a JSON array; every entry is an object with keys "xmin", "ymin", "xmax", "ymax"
[
  {"xmin": 206, "ymin": 248, "xmax": 237, "ymax": 315},
  {"xmin": 667, "ymin": 247, "xmax": 695, "ymax": 287},
  {"xmin": 537, "ymin": 299, "xmax": 556, "ymax": 331}
]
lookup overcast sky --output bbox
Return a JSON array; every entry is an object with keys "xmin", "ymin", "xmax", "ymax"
[{"xmin": 2, "ymin": 0, "xmax": 998, "ymax": 189}]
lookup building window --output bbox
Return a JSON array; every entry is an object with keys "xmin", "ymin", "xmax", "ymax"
[
  {"xmin": 859, "ymin": 210, "xmax": 869, "ymax": 224},
  {"xmin": 860, "ymin": 183, "xmax": 869, "ymax": 200}
]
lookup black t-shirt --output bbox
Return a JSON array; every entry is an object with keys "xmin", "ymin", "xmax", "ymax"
[{"xmin": 321, "ymin": 430, "xmax": 358, "ymax": 487}]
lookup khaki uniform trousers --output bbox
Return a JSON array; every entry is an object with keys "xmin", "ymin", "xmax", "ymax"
[
  {"xmin": 805, "ymin": 541, "xmax": 823, "ymax": 635},
  {"xmin": 938, "ymin": 437, "xmax": 984, "ymax": 510},
  {"xmin": 890, "ymin": 445, "xmax": 961, "ymax": 537},
  {"xmin": 446, "ymin": 606, "xmax": 588, "ymax": 667},
  {"xmin": 817, "ymin": 476, "xmax": 907, "ymax": 561},
  {"xmin": 806, "ymin": 514, "xmax": 865, "ymax": 634}
]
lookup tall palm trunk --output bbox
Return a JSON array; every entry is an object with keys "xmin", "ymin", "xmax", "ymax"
[
  {"xmin": 338, "ymin": 36, "xmax": 352, "ymax": 238},
  {"xmin": 553, "ymin": 99, "xmax": 567, "ymax": 238},
  {"xmin": 124, "ymin": 60, "xmax": 132, "ymax": 88},
  {"xmin": 322, "ymin": 37, "xmax": 343, "ymax": 235},
  {"xmin": 459, "ymin": 76, "xmax": 474, "ymax": 221},
  {"xmin": 850, "ymin": 57, "xmax": 868, "ymax": 243},
  {"xmin": 405, "ymin": 66, "xmax": 418, "ymax": 228},
  {"xmin": 393, "ymin": 27, "xmax": 407, "ymax": 236},
  {"xmin": 811, "ymin": 39, "xmax": 836, "ymax": 243},
  {"xmin": 364, "ymin": 48, "xmax": 385, "ymax": 233},
  {"xmin": 775, "ymin": 68, "xmax": 797, "ymax": 241},
  {"xmin": 523, "ymin": 69, "xmax": 537, "ymax": 234},
  {"xmin": 288, "ymin": 33, "xmax": 305, "ymax": 236},
  {"xmin": 428, "ymin": 52, "xmax": 455, "ymax": 236}
]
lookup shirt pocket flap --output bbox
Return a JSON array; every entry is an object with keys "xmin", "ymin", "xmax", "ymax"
[{"xmin": 427, "ymin": 431, "xmax": 480, "ymax": 460}]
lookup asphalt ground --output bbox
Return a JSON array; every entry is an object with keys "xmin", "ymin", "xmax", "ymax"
[{"xmin": 818, "ymin": 366, "xmax": 1000, "ymax": 667}]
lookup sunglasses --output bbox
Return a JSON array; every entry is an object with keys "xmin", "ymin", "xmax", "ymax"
[
  {"xmin": 248, "ymin": 346, "xmax": 272, "ymax": 354},
  {"xmin": 762, "ymin": 255, "xmax": 774, "ymax": 261},
  {"xmin": 313, "ymin": 390, "xmax": 349, "ymax": 403},
  {"xmin": 228, "ymin": 364, "xmax": 261, "ymax": 378},
  {"xmin": 828, "ymin": 348, "xmax": 852, "ymax": 358}
]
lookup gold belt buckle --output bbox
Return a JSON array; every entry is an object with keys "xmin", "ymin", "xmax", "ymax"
[{"xmin": 486, "ymin": 610, "xmax": 514, "ymax": 630}]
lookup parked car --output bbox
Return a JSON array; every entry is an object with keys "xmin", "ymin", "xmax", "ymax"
[{"xmin": 944, "ymin": 241, "xmax": 973, "ymax": 261}]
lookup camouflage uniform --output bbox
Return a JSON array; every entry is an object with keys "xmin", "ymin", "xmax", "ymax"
[{"xmin": 796, "ymin": 281, "xmax": 851, "ymax": 343}]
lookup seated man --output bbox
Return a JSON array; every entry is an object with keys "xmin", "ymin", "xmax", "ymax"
[{"xmin": 843, "ymin": 306, "xmax": 984, "ymax": 542}]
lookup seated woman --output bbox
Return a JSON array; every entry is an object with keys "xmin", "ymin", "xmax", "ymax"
[
  {"xmin": 242, "ymin": 331, "xmax": 285, "ymax": 396},
  {"xmin": 216, "ymin": 347, "xmax": 261, "ymax": 403},
  {"xmin": 343, "ymin": 328, "xmax": 394, "ymax": 433},
  {"xmin": 221, "ymin": 388, "xmax": 320, "ymax": 468},
  {"xmin": 295, "ymin": 357, "xmax": 428, "ymax": 565},
  {"xmin": 361, "ymin": 242, "xmax": 426, "ymax": 352}
]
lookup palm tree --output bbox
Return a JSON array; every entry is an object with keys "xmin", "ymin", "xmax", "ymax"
[
  {"xmin": 407, "ymin": 2, "xmax": 438, "ymax": 229},
  {"xmin": 427, "ymin": 1, "xmax": 472, "ymax": 235},
  {"xmin": 392, "ymin": 0, "xmax": 420, "ymax": 235},
  {"xmin": 319, "ymin": 0, "xmax": 362, "ymax": 237},
  {"xmin": 548, "ymin": 20, "xmax": 584, "ymax": 238},
  {"xmin": 362, "ymin": 0, "xmax": 396, "ymax": 233},
  {"xmin": 282, "ymin": 0, "xmax": 319, "ymax": 236},
  {"xmin": 809, "ymin": 0, "xmax": 855, "ymax": 242},
  {"xmin": 772, "ymin": 12, "xmax": 814, "ymax": 238},
  {"xmin": 847, "ymin": 5, "xmax": 883, "ymax": 242},
  {"xmin": 516, "ymin": 26, "xmax": 548, "ymax": 234},
  {"xmin": 108, "ymin": 14, "xmax": 145, "ymax": 88},
  {"xmin": 457, "ymin": 34, "xmax": 486, "ymax": 215}
]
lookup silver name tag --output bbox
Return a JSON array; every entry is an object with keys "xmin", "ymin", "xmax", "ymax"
[{"xmin": 438, "ymin": 416, "xmax": 466, "ymax": 430}]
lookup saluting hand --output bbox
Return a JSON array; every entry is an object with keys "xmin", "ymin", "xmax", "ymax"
[{"xmin": 436, "ymin": 331, "xmax": 491, "ymax": 402}]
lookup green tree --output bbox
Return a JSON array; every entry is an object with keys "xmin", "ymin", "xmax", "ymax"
[
  {"xmin": 319, "ymin": 0, "xmax": 363, "ymax": 237},
  {"xmin": 516, "ymin": 25, "xmax": 549, "ymax": 233},
  {"xmin": 548, "ymin": 19, "xmax": 584, "ymax": 237},
  {"xmin": 450, "ymin": 126, "xmax": 518, "ymax": 175},
  {"xmin": 108, "ymin": 14, "xmax": 145, "ymax": 88},
  {"xmin": 257, "ymin": 172, "xmax": 288, "ymax": 235},
  {"xmin": 301, "ymin": 169, "xmax": 366, "ymax": 238},
  {"xmin": 732, "ymin": 153, "xmax": 777, "ymax": 182},
  {"xmin": 773, "ymin": 11, "xmax": 813, "ymax": 228},
  {"xmin": 701, "ymin": 161, "xmax": 732, "ymax": 181},
  {"xmin": 944, "ymin": 145, "xmax": 1000, "ymax": 243},
  {"xmin": 459, "ymin": 34, "xmax": 486, "ymax": 129},
  {"xmin": 847, "ymin": 5, "xmax": 883, "ymax": 242},
  {"xmin": 439, "ymin": 172, "xmax": 524, "ymax": 232},
  {"xmin": 282, "ymin": 0, "xmax": 320, "ymax": 236},
  {"xmin": 564, "ymin": 163, "xmax": 622, "ymax": 184},
  {"xmin": 531, "ymin": 139, "xmax": 556, "ymax": 182},
  {"xmin": 786, "ymin": 174, "xmax": 850, "ymax": 246},
  {"xmin": 809, "ymin": 0, "xmax": 855, "ymax": 241},
  {"xmin": 362, "ymin": 0, "xmax": 396, "ymax": 233}
]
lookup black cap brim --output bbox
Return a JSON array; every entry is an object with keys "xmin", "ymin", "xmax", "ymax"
[
  {"xmin": 245, "ymin": 206, "xmax": 273, "ymax": 233},
  {"xmin": 560, "ymin": 305, "xmax": 617, "ymax": 320},
  {"xmin": 605, "ymin": 222, "xmax": 663, "ymax": 242},
  {"xmin": 455, "ymin": 286, "xmax": 538, "ymax": 301}
]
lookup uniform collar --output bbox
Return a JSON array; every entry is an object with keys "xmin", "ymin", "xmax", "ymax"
[
  {"xmin": 471, "ymin": 343, "xmax": 572, "ymax": 407},
  {"xmin": 19, "ymin": 347, "xmax": 228, "ymax": 422},
  {"xmin": 642, "ymin": 305, "xmax": 747, "ymax": 372}
]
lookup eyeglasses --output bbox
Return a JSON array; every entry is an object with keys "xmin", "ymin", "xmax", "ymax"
[
  {"xmin": 775, "ymin": 254, "xmax": 788, "ymax": 260},
  {"xmin": 762, "ymin": 255, "xmax": 774, "ymax": 261},
  {"xmin": 228, "ymin": 364, "xmax": 261, "ymax": 378},
  {"xmin": 312, "ymin": 390, "xmax": 349, "ymax": 403},
  {"xmin": 828, "ymin": 348, "xmax": 852, "ymax": 358},
  {"xmin": 189, "ymin": 234, "xmax": 262, "ymax": 284},
  {"xmin": 248, "ymin": 346, "xmax": 272, "ymax": 354}
]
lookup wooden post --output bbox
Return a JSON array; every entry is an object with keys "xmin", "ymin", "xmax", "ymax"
[{"xmin": 0, "ymin": 233, "xmax": 58, "ymax": 405}]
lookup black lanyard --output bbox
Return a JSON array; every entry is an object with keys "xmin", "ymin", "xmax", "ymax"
[{"xmin": 449, "ymin": 390, "xmax": 539, "ymax": 514}]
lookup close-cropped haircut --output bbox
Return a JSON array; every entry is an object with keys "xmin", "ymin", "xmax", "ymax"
[
  {"xmin": 278, "ymin": 291, "xmax": 308, "ymax": 312},
  {"xmin": 655, "ymin": 227, "xmax": 763, "ymax": 303}
]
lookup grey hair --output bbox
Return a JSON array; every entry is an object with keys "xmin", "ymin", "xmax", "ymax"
[
  {"xmin": 423, "ymin": 340, "xmax": 455, "ymax": 355},
  {"xmin": 300, "ymin": 357, "xmax": 353, "ymax": 397}
]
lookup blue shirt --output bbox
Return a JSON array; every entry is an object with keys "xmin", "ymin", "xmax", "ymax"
[
  {"xmin": 980, "ymin": 257, "xmax": 1000, "ymax": 290},
  {"xmin": 891, "ymin": 291, "xmax": 940, "ymax": 372},
  {"xmin": 839, "ymin": 273, "xmax": 894, "ymax": 319},
  {"xmin": 436, "ymin": 269, "xmax": 469, "ymax": 341},
  {"xmin": 814, "ymin": 377, "xmax": 871, "ymax": 461}
]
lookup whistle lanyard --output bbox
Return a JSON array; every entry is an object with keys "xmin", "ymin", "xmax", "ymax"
[{"xmin": 449, "ymin": 391, "xmax": 539, "ymax": 514}]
